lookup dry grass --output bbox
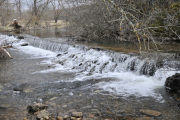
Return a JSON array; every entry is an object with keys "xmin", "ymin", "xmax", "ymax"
[{"xmin": 0, "ymin": 19, "xmax": 69, "ymax": 32}]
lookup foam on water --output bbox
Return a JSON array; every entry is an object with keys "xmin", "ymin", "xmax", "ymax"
[{"xmin": 1, "ymin": 34, "xmax": 180, "ymax": 102}]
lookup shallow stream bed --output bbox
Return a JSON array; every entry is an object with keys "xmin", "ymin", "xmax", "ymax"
[{"xmin": 0, "ymin": 34, "xmax": 180, "ymax": 120}]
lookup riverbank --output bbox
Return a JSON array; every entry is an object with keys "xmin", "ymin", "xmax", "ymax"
[{"xmin": 0, "ymin": 20, "xmax": 70, "ymax": 33}]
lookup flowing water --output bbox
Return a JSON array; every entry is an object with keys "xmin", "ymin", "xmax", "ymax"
[{"xmin": 0, "ymin": 29, "xmax": 180, "ymax": 119}]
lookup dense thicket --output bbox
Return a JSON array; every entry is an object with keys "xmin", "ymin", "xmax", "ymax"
[
  {"xmin": 0, "ymin": 0, "xmax": 179, "ymax": 44},
  {"xmin": 67, "ymin": 0, "xmax": 180, "ymax": 43}
]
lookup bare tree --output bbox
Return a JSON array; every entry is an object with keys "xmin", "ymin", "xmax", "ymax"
[
  {"xmin": 25, "ymin": 0, "xmax": 51, "ymax": 26},
  {"xmin": 0, "ymin": 0, "xmax": 14, "ymax": 26},
  {"xmin": 0, "ymin": 0, "xmax": 6, "ymax": 6},
  {"xmin": 15, "ymin": 0, "xmax": 22, "ymax": 17},
  {"xmin": 51, "ymin": 0, "xmax": 64, "ymax": 23},
  {"xmin": 64, "ymin": 0, "xmax": 180, "ymax": 53}
]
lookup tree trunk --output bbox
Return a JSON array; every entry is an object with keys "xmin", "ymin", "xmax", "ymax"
[
  {"xmin": 0, "ymin": 47, "xmax": 13, "ymax": 59},
  {"xmin": 34, "ymin": 0, "xmax": 37, "ymax": 16}
]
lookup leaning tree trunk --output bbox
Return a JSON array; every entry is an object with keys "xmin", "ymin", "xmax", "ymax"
[{"xmin": 0, "ymin": 46, "xmax": 13, "ymax": 59}]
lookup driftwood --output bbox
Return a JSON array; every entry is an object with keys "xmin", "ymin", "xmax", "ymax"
[{"xmin": 0, "ymin": 46, "xmax": 13, "ymax": 59}]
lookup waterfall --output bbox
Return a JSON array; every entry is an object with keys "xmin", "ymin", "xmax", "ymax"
[
  {"xmin": 23, "ymin": 36, "xmax": 180, "ymax": 77},
  {"xmin": 1, "ymin": 34, "xmax": 180, "ymax": 100}
]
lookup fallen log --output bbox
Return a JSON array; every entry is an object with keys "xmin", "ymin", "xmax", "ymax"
[{"xmin": 0, "ymin": 46, "xmax": 13, "ymax": 59}]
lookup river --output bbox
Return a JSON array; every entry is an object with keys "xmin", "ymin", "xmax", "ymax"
[{"xmin": 0, "ymin": 27, "xmax": 180, "ymax": 119}]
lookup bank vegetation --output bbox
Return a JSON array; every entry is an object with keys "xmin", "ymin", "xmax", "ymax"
[{"xmin": 0, "ymin": 0, "xmax": 179, "ymax": 52}]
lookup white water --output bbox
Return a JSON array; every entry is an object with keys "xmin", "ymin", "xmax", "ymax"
[{"xmin": 1, "ymin": 34, "xmax": 180, "ymax": 102}]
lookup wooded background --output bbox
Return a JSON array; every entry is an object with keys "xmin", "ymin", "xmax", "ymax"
[{"xmin": 0, "ymin": 0, "xmax": 179, "ymax": 44}]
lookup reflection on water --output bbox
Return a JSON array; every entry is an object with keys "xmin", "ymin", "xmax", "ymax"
[
  {"xmin": 22, "ymin": 26, "xmax": 68, "ymax": 38},
  {"xmin": 11, "ymin": 26, "xmax": 180, "ymax": 54},
  {"xmin": 76, "ymin": 40, "xmax": 180, "ymax": 54}
]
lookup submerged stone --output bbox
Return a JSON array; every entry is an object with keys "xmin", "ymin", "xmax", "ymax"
[
  {"xmin": 49, "ymin": 97, "xmax": 57, "ymax": 101},
  {"xmin": 71, "ymin": 112, "xmax": 83, "ymax": 117},
  {"xmin": 27, "ymin": 103, "xmax": 48, "ymax": 113},
  {"xmin": 37, "ymin": 110, "xmax": 50, "ymax": 119},
  {"xmin": 0, "ymin": 85, "xmax": 3, "ymax": 92},
  {"xmin": 80, "ymin": 105, "xmax": 92, "ymax": 110},
  {"xmin": 23, "ymin": 88, "xmax": 35, "ymax": 93},
  {"xmin": 139, "ymin": 109, "xmax": 161, "ymax": 117},
  {"xmin": 125, "ymin": 117, "xmax": 151, "ymax": 120},
  {"xmin": 56, "ymin": 116, "xmax": 63, "ymax": 120},
  {"xmin": 0, "ymin": 104, "xmax": 10, "ymax": 108},
  {"xmin": 63, "ymin": 115, "xmax": 70, "ymax": 119},
  {"xmin": 62, "ymin": 105, "xmax": 67, "ymax": 108},
  {"xmin": 13, "ymin": 87, "xmax": 23, "ymax": 92},
  {"xmin": 0, "ymin": 85, "xmax": 3, "ymax": 89}
]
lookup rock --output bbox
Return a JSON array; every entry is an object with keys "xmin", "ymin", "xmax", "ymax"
[
  {"xmin": 83, "ymin": 118, "xmax": 94, "ymax": 120},
  {"xmin": 94, "ymin": 90, "xmax": 101, "ymax": 93},
  {"xmin": 105, "ymin": 111, "xmax": 114, "ymax": 114},
  {"xmin": 91, "ymin": 47, "xmax": 104, "ymax": 51},
  {"xmin": 50, "ymin": 103, "xmax": 56, "ymax": 107},
  {"xmin": 63, "ymin": 115, "xmax": 70, "ymax": 119},
  {"xmin": 71, "ymin": 117, "xmax": 76, "ymax": 120},
  {"xmin": 165, "ymin": 73, "xmax": 180, "ymax": 92},
  {"xmin": 23, "ymin": 88, "xmax": 34, "ymax": 93},
  {"xmin": 56, "ymin": 54, "xmax": 62, "ymax": 57},
  {"xmin": 134, "ymin": 117, "xmax": 152, "ymax": 120},
  {"xmin": 0, "ymin": 95, "xmax": 7, "ymax": 99},
  {"xmin": 27, "ymin": 103, "xmax": 48, "ymax": 113},
  {"xmin": 17, "ymin": 36, "xmax": 24, "ymax": 39},
  {"xmin": 76, "ymin": 118, "xmax": 82, "ymax": 120},
  {"xmin": 139, "ymin": 109, "xmax": 161, "ymax": 117},
  {"xmin": 90, "ymin": 109, "xmax": 99, "ymax": 112},
  {"xmin": 125, "ymin": 117, "xmax": 151, "ymax": 120},
  {"xmin": 69, "ymin": 92, "xmax": 73, "ymax": 96},
  {"xmin": 89, "ymin": 114, "xmax": 95, "ymax": 118},
  {"xmin": 56, "ymin": 116, "xmax": 63, "ymax": 120},
  {"xmin": 37, "ymin": 110, "xmax": 50, "ymax": 119},
  {"xmin": 178, "ymin": 102, "xmax": 180, "ymax": 107},
  {"xmin": 0, "ymin": 85, "xmax": 3, "ymax": 89},
  {"xmin": 62, "ymin": 105, "xmax": 67, "ymax": 108},
  {"xmin": 13, "ymin": 87, "xmax": 23, "ymax": 92},
  {"xmin": 0, "ymin": 85, "xmax": 3, "ymax": 92},
  {"xmin": 20, "ymin": 43, "xmax": 28, "ymax": 46},
  {"xmin": 13, "ymin": 83, "xmax": 30, "ymax": 92},
  {"xmin": 80, "ymin": 105, "xmax": 92, "ymax": 110},
  {"xmin": 71, "ymin": 112, "xmax": 83, "ymax": 117},
  {"xmin": 68, "ymin": 109, "xmax": 76, "ymax": 112},
  {"xmin": 46, "ymin": 91, "xmax": 56, "ymax": 96},
  {"xmin": 0, "ymin": 104, "xmax": 10, "ymax": 108}
]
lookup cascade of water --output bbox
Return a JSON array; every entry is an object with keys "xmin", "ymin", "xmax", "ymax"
[
  {"xmin": 1, "ymin": 34, "xmax": 180, "ymax": 100},
  {"xmin": 23, "ymin": 37, "xmax": 180, "ymax": 77}
]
